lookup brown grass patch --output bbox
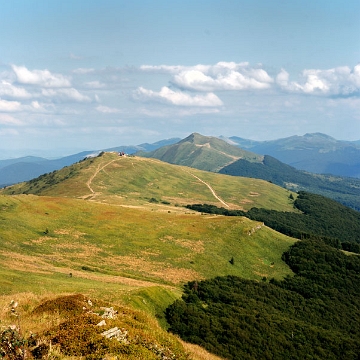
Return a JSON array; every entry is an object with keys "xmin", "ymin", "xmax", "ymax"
[
  {"xmin": 54, "ymin": 228, "xmax": 86, "ymax": 238},
  {"xmin": 0, "ymin": 252, "xmax": 54, "ymax": 274},
  {"xmin": 179, "ymin": 339, "xmax": 225, "ymax": 360},
  {"xmin": 104, "ymin": 255, "xmax": 201, "ymax": 284},
  {"xmin": 160, "ymin": 236, "xmax": 204, "ymax": 254}
]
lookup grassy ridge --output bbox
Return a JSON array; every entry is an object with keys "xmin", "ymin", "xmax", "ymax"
[
  {"xmin": 1, "ymin": 153, "xmax": 297, "ymax": 212},
  {"xmin": 0, "ymin": 152, "xmax": 299, "ymax": 359}
]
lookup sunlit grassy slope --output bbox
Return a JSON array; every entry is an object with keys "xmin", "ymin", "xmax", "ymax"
[
  {"xmin": 0, "ymin": 152, "xmax": 297, "ymax": 359},
  {"xmin": 2, "ymin": 152, "xmax": 297, "ymax": 212}
]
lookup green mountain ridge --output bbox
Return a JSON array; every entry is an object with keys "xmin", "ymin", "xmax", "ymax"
[
  {"xmin": 138, "ymin": 133, "xmax": 262, "ymax": 172},
  {"xmin": 137, "ymin": 133, "xmax": 360, "ymax": 211}
]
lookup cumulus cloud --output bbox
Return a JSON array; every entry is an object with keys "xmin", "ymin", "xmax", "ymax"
[
  {"xmin": 134, "ymin": 86, "xmax": 223, "ymax": 107},
  {"xmin": 0, "ymin": 99, "xmax": 22, "ymax": 112},
  {"xmin": 0, "ymin": 114, "xmax": 23, "ymax": 126},
  {"xmin": 277, "ymin": 64, "xmax": 360, "ymax": 96},
  {"xmin": 12, "ymin": 65, "xmax": 71, "ymax": 87},
  {"xmin": 0, "ymin": 81, "xmax": 31, "ymax": 99},
  {"xmin": 141, "ymin": 62, "xmax": 273, "ymax": 92},
  {"xmin": 140, "ymin": 64, "xmax": 211, "ymax": 74}
]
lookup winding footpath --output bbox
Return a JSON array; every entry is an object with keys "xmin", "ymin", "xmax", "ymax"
[
  {"xmin": 186, "ymin": 170, "xmax": 230, "ymax": 208},
  {"xmin": 86, "ymin": 158, "xmax": 118, "ymax": 199}
]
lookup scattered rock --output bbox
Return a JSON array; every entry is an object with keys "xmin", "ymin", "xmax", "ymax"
[
  {"xmin": 101, "ymin": 327, "xmax": 128, "ymax": 343},
  {"xmin": 101, "ymin": 307, "xmax": 117, "ymax": 319}
]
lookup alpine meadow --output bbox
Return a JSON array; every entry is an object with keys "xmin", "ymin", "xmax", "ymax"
[{"xmin": 1, "ymin": 139, "xmax": 360, "ymax": 359}]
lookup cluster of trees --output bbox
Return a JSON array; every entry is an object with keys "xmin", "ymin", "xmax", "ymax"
[
  {"xmin": 165, "ymin": 239, "xmax": 360, "ymax": 359},
  {"xmin": 186, "ymin": 191, "xmax": 360, "ymax": 252}
]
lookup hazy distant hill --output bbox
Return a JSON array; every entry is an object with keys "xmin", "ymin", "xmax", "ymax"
[
  {"xmin": 227, "ymin": 133, "xmax": 360, "ymax": 178},
  {"xmin": 104, "ymin": 137, "xmax": 180, "ymax": 154},
  {"xmin": 138, "ymin": 133, "xmax": 262, "ymax": 171},
  {"xmin": 0, "ymin": 151, "xmax": 93, "ymax": 187}
]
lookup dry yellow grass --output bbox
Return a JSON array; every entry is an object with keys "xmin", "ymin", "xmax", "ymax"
[{"xmin": 179, "ymin": 339, "xmax": 225, "ymax": 360}]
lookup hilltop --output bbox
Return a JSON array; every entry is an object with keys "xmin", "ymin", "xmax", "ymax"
[
  {"xmin": 139, "ymin": 133, "xmax": 360, "ymax": 210},
  {"xmin": 2, "ymin": 152, "xmax": 295, "ymax": 212},
  {"xmin": 138, "ymin": 133, "xmax": 262, "ymax": 172}
]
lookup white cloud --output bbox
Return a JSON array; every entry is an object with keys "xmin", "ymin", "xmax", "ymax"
[
  {"xmin": 275, "ymin": 69, "xmax": 290, "ymax": 87},
  {"xmin": 41, "ymin": 88, "xmax": 91, "ymax": 102},
  {"xmin": 96, "ymin": 105, "xmax": 121, "ymax": 113},
  {"xmin": 0, "ymin": 99, "xmax": 22, "ymax": 112},
  {"xmin": 0, "ymin": 81, "xmax": 31, "ymax": 99},
  {"xmin": 277, "ymin": 64, "xmax": 360, "ymax": 96},
  {"xmin": 140, "ymin": 62, "xmax": 273, "ymax": 92},
  {"xmin": 12, "ymin": 65, "xmax": 71, "ymax": 87},
  {"xmin": 134, "ymin": 86, "xmax": 223, "ymax": 107},
  {"xmin": 140, "ymin": 64, "xmax": 211, "ymax": 74},
  {"xmin": 0, "ymin": 113, "xmax": 23, "ymax": 126}
]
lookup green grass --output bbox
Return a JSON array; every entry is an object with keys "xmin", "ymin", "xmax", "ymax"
[
  {"xmin": 0, "ymin": 153, "xmax": 297, "ymax": 359},
  {"xmin": 2, "ymin": 153, "xmax": 297, "ymax": 212},
  {"xmin": 0, "ymin": 154, "xmax": 296, "ymax": 308}
]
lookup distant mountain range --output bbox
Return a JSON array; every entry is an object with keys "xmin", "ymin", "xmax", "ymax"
[
  {"xmin": 1, "ymin": 132, "xmax": 360, "ymax": 208},
  {"xmin": 224, "ymin": 133, "xmax": 360, "ymax": 178}
]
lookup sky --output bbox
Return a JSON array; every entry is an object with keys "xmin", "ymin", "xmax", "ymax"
[{"xmin": 0, "ymin": 0, "xmax": 360, "ymax": 158}]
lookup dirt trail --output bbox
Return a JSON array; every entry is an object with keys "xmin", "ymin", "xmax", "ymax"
[
  {"xmin": 186, "ymin": 170, "xmax": 229, "ymax": 208},
  {"xmin": 86, "ymin": 158, "xmax": 118, "ymax": 199}
]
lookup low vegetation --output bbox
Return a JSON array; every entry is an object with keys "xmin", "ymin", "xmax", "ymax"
[{"xmin": 1, "ymin": 294, "xmax": 192, "ymax": 359}]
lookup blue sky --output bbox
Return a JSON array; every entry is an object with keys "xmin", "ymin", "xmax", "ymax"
[{"xmin": 0, "ymin": 0, "xmax": 359, "ymax": 158}]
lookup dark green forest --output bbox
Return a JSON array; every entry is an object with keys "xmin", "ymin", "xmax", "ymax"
[
  {"xmin": 219, "ymin": 155, "xmax": 360, "ymax": 211},
  {"xmin": 186, "ymin": 191, "xmax": 360, "ymax": 252},
  {"xmin": 165, "ymin": 239, "xmax": 360, "ymax": 359}
]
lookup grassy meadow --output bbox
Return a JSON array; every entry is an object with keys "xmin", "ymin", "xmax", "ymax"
[{"xmin": 0, "ymin": 153, "xmax": 297, "ymax": 358}]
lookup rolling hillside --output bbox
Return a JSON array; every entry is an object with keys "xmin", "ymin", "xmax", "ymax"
[
  {"xmin": 2, "ymin": 152, "xmax": 296, "ymax": 212},
  {"xmin": 0, "ymin": 138, "xmax": 180, "ymax": 188},
  {"xmin": 138, "ymin": 133, "xmax": 360, "ymax": 210},
  {"xmin": 219, "ymin": 155, "xmax": 360, "ymax": 211},
  {"xmin": 1, "ymin": 151, "xmax": 359, "ymax": 359},
  {"xmin": 0, "ymin": 151, "xmax": 297, "ymax": 358}
]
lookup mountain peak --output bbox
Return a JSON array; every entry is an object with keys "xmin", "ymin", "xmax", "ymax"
[{"xmin": 180, "ymin": 132, "xmax": 209, "ymax": 144}]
